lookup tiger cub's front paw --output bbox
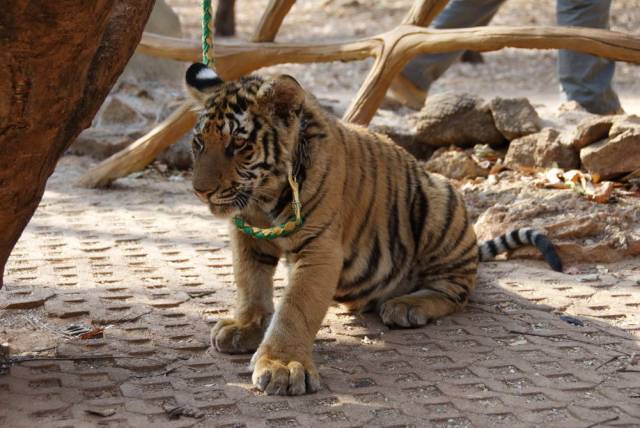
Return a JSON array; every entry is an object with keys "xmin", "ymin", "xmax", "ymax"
[
  {"xmin": 210, "ymin": 318, "xmax": 267, "ymax": 354},
  {"xmin": 251, "ymin": 349, "xmax": 321, "ymax": 396}
]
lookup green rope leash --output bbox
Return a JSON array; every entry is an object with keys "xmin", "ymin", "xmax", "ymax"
[
  {"xmin": 202, "ymin": 0, "xmax": 213, "ymax": 65},
  {"xmin": 200, "ymin": 2, "xmax": 304, "ymax": 240}
]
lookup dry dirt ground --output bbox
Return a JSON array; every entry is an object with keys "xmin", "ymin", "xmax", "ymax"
[{"xmin": 2, "ymin": 1, "xmax": 640, "ymax": 427}]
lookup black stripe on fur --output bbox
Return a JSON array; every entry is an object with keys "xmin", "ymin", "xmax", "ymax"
[{"xmin": 478, "ymin": 228, "xmax": 563, "ymax": 272}]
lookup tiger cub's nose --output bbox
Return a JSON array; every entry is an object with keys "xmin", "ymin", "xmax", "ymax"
[{"xmin": 193, "ymin": 186, "xmax": 213, "ymax": 202}]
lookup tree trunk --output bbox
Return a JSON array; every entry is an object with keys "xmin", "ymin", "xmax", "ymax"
[
  {"xmin": 215, "ymin": 0, "xmax": 236, "ymax": 36},
  {"xmin": 0, "ymin": 1, "xmax": 155, "ymax": 288}
]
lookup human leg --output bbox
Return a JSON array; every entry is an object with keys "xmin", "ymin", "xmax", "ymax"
[
  {"xmin": 556, "ymin": 0, "xmax": 622, "ymax": 114},
  {"xmin": 401, "ymin": 0, "xmax": 506, "ymax": 92}
]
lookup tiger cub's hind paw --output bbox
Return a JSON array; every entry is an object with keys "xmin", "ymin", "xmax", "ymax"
[
  {"xmin": 379, "ymin": 292, "xmax": 459, "ymax": 328},
  {"xmin": 211, "ymin": 318, "xmax": 267, "ymax": 354}
]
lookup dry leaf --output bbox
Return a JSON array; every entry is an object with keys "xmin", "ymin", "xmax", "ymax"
[
  {"xmin": 592, "ymin": 181, "xmax": 614, "ymax": 203},
  {"xmin": 80, "ymin": 327, "xmax": 105, "ymax": 340},
  {"xmin": 535, "ymin": 168, "xmax": 613, "ymax": 203},
  {"xmin": 489, "ymin": 160, "xmax": 507, "ymax": 176}
]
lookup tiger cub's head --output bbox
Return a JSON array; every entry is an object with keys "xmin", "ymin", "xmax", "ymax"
[{"xmin": 185, "ymin": 63, "xmax": 306, "ymax": 217}]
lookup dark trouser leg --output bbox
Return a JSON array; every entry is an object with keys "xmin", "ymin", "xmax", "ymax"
[
  {"xmin": 402, "ymin": 0, "xmax": 506, "ymax": 91},
  {"xmin": 557, "ymin": 0, "xmax": 622, "ymax": 114}
]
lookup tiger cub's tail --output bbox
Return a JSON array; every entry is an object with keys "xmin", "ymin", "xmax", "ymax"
[{"xmin": 478, "ymin": 228, "xmax": 563, "ymax": 272}]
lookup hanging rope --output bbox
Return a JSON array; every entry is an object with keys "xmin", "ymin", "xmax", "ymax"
[
  {"xmin": 202, "ymin": 0, "xmax": 214, "ymax": 65},
  {"xmin": 199, "ymin": 1, "xmax": 304, "ymax": 240}
]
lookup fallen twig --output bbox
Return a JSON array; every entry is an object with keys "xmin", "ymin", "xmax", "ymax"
[
  {"xmin": 508, "ymin": 329, "xmax": 564, "ymax": 339},
  {"xmin": 31, "ymin": 346, "xmax": 57, "ymax": 353},
  {"xmin": 594, "ymin": 356, "xmax": 622, "ymax": 371},
  {"xmin": 585, "ymin": 415, "xmax": 619, "ymax": 428},
  {"xmin": 112, "ymin": 310, "xmax": 152, "ymax": 324},
  {"xmin": 616, "ymin": 368, "xmax": 640, "ymax": 373},
  {"xmin": 327, "ymin": 364, "xmax": 356, "ymax": 375}
]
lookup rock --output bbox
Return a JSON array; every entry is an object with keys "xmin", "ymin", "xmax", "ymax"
[
  {"xmin": 489, "ymin": 97, "xmax": 541, "ymax": 140},
  {"xmin": 158, "ymin": 135, "xmax": 194, "ymax": 170},
  {"xmin": 608, "ymin": 114, "xmax": 640, "ymax": 139},
  {"xmin": 503, "ymin": 133, "xmax": 537, "ymax": 167},
  {"xmin": 505, "ymin": 128, "xmax": 579, "ymax": 170},
  {"xmin": 68, "ymin": 129, "xmax": 134, "ymax": 160},
  {"xmin": 568, "ymin": 115, "xmax": 617, "ymax": 150},
  {"xmin": 534, "ymin": 131, "xmax": 579, "ymax": 170},
  {"xmin": 423, "ymin": 147, "xmax": 488, "ymax": 180},
  {"xmin": 580, "ymin": 131, "xmax": 640, "ymax": 178},
  {"xmin": 120, "ymin": 0, "xmax": 184, "ymax": 83},
  {"xmin": 414, "ymin": 92, "xmax": 506, "ymax": 148},
  {"xmin": 98, "ymin": 96, "xmax": 145, "ymax": 127}
]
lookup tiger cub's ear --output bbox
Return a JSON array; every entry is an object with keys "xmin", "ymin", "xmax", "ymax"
[
  {"xmin": 258, "ymin": 74, "xmax": 305, "ymax": 120},
  {"xmin": 185, "ymin": 63, "xmax": 223, "ymax": 105}
]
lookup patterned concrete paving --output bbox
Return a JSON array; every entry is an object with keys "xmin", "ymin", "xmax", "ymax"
[{"xmin": 1, "ymin": 157, "xmax": 639, "ymax": 427}]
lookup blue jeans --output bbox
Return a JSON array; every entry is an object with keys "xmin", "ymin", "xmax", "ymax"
[{"xmin": 402, "ymin": 0, "xmax": 621, "ymax": 114}]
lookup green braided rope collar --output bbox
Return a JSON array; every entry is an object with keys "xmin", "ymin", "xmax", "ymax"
[
  {"xmin": 233, "ymin": 171, "xmax": 305, "ymax": 240},
  {"xmin": 233, "ymin": 216, "xmax": 305, "ymax": 240}
]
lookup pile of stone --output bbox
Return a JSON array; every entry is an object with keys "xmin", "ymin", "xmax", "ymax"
[
  {"xmin": 505, "ymin": 114, "xmax": 640, "ymax": 179},
  {"xmin": 385, "ymin": 91, "xmax": 640, "ymax": 181}
]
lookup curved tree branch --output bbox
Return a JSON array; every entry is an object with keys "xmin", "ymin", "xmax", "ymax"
[
  {"xmin": 252, "ymin": 0, "xmax": 296, "ymax": 43},
  {"xmin": 343, "ymin": 25, "xmax": 640, "ymax": 123},
  {"xmin": 402, "ymin": 0, "xmax": 450, "ymax": 26},
  {"xmin": 139, "ymin": 25, "xmax": 640, "ymax": 80}
]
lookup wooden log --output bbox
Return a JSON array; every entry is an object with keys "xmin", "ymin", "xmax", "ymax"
[
  {"xmin": 402, "ymin": 0, "xmax": 450, "ymax": 26},
  {"xmin": 215, "ymin": 0, "xmax": 236, "ymax": 36},
  {"xmin": 137, "ymin": 32, "xmax": 376, "ymax": 80},
  {"xmin": 78, "ymin": 103, "xmax": 197, "ymax": 188},
  {"xmin": 138, "ymin": 25, "xmax": 640, "ymax": 83},
  {"xmin": 343, "ymin": 24, "xmax": 640, "ymax": 124},
  {"xmin": 252, "ymin": 0, "xmax": 296, "ymax": 42},
  {"xmin": 0, "ymin": 1, "xmax": 155, "ymax": 288}
]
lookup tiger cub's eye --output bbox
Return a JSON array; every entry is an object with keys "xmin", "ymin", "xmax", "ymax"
[{"xmin": 192, "ymin": 136, "xmax": 204, "ymax": 154}]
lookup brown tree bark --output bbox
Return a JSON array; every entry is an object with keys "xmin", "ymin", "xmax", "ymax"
[{"xmin": 0, "ymin": 1, "xmax": 155, "ymax": 288}]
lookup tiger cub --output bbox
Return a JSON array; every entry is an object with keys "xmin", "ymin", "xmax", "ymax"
[{"xmin": 185, "ymin": 63, "xmax": 562, "ymax": 396}]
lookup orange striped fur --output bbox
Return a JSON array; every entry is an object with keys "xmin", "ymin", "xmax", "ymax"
[{"xmin": 185, "ymin": 64, "xmax": 530, "ymax": 396}]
